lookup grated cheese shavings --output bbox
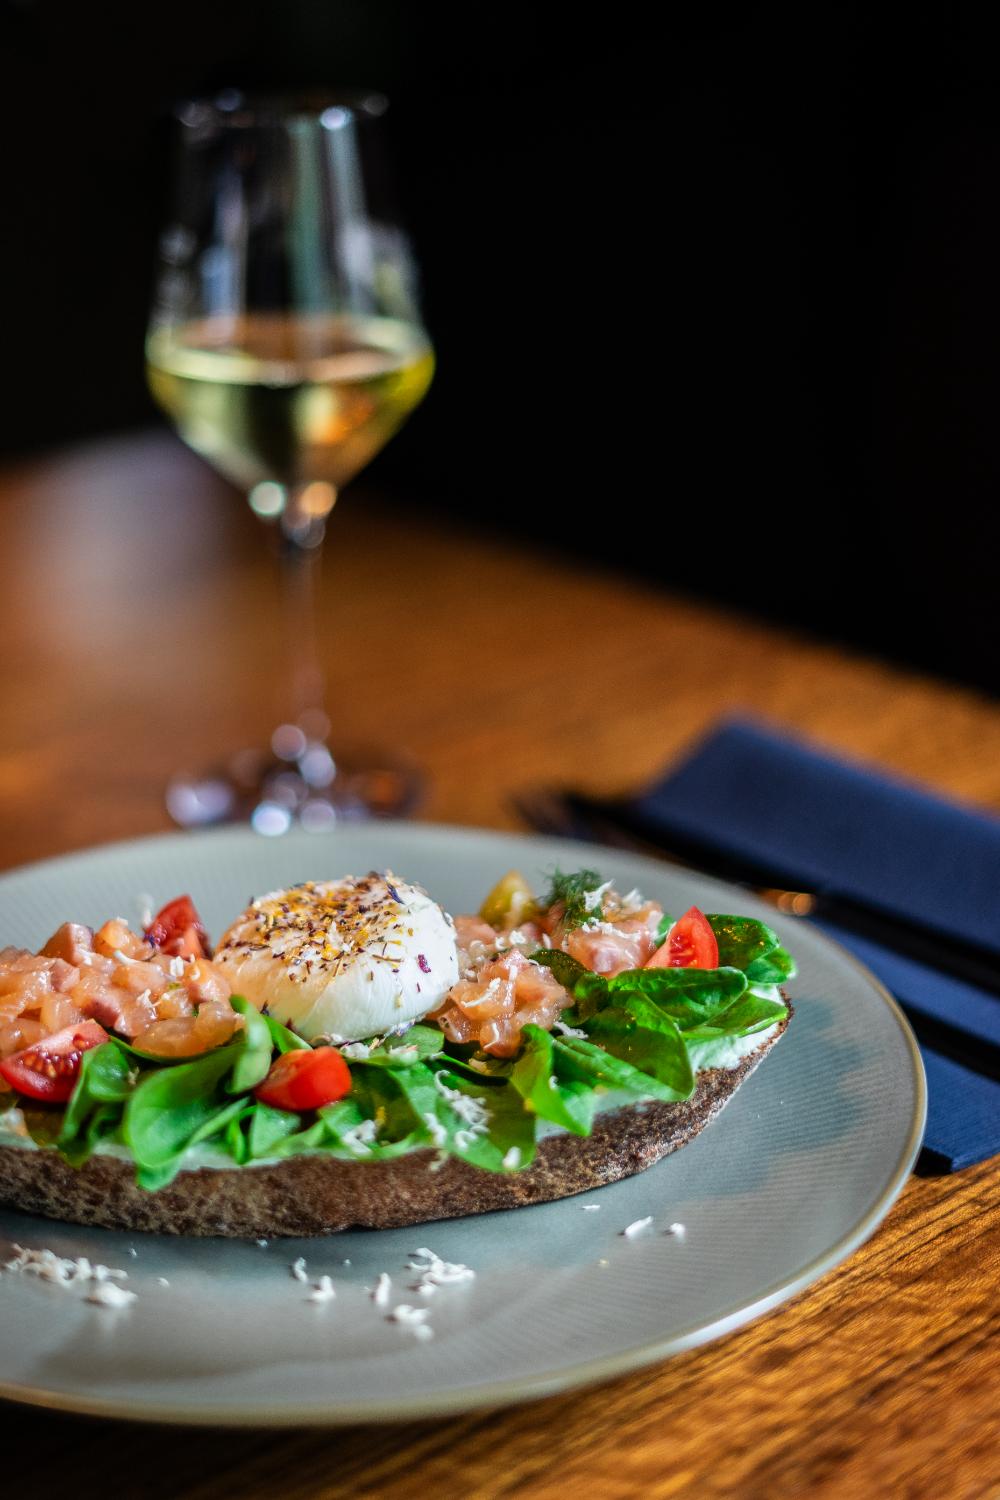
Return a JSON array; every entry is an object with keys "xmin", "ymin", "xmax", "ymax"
[
  {"xmin": 387, "ymin": 1303, "xmax": 433, "ymax": 1340},
  {"xmin": 3, "ymin": 1245, "xmax": 134, "ymax": 1306},
  {"xmin": 87, "ymin": 1282, "xmax": 137, "ymax": 1309},
  {"xmin": 622, "ymin": 1216, "xmax": 654, "ymax": 1238}
]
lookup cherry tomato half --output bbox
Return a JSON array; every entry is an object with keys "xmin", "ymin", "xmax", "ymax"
[
  {"xmin": 145, "ymin": 895, "xmax": 211, "ymax": 959},
  {"xmin": 645, "ymin": 906, "xmax": 720, "ymax": 970},
  {"xmin": 0, "ymin": 1020, "xmax": 109, "ymax": 1103},
  {"xmin": 254, "ymin": 1047, "xmax": 351, "ymax": 1113}
]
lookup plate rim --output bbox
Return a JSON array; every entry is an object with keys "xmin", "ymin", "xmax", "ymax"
[{"xmin": 0, "ymin": 822, "xmax": 927, "ymax": 1426}]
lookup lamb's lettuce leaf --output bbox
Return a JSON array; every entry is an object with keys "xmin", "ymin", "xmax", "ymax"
[
  {"xmin": 610, "ymin": 965, "xmax": 748, "ymax": 1020},
  {"xmin": 584, "ymin": 997, "xmax": 694, "ymax": 1096},
  {"xmin": 428, "ymin": 1067, "xmax": 536, "ymax": 1171},
  {"xmin": 58, "ymin": 1040, "xmax": 134, "ymax": 1151},
  {"xmin": 226, "ymin": 996, "xmax": 274, "ymax": 1094},
  {"xmin": 262, "ymin": 1012, "xmax": 313, "ymax": 1053},
  {"xmin": 247, "ymin": 1101, "xmax": 303, "ymax": 1159},
  {"xmin": 122, "ymin": 1041, "xmax": 243, "ymax": 1175},
  {"xmin": 706, "ymin": 914, "xmax": 797, "ymax": 984},
  {"xmin": 511, "ymin": 1025, "xmax": 596, "ymax": 1135},
  {"xmin": 552, "ymin": 1034, "xmax": 690, "ymax": 1101}
]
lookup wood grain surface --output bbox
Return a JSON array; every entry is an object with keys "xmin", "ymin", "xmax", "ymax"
[{"xmin": 0, "ymin": 432, "xmax": 998, "ymax": 1499}]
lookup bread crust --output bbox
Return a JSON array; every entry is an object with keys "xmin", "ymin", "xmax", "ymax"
[{"xmin": 0, "ymin": 1008, "xmax": 789, "ymax": 1238}]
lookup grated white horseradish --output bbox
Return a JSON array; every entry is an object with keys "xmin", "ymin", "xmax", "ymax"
[
  {"xmin": 423, "ymin": 1112, "xmax": 448, "ymax": 1148},
  {"xmin": 406, "ymin": 1247, "xmax": 475, "ymax": 1299},
  {"xmin": 388, "ymin": 1304, "xmax": 433, "ymax": 1340},
  {"xmin": 308, "ymin": 1276, "xmax": 336, "ymax": 1304},
  {"xmin": 583, "ymin": 880, "xmax": 614, "ymax": 913},
  {"xmin": 340, "ymin": 1117, "xmax": 379, "ymax": 1156},
  {"xmin": 457, "ymin": 977, "xmax": 503, "ymax": 1010},
  {"xmin": 554, "ymin": 1020, "xmax": 588, "ymax": 1039},
  {"xmin": 3, "ymin": 1245, "xmax": 134, "ymax": 1306},
  {"xmin": 340, "ymin": 1041, "xmax": 372, "ymax": 1061},
  {"xmin": 622, "ymin": 1216, "xmax": 654, "ymax": 1238},
  {"xmin": 387, "ymin": 1045, "xmax": 420, "ymax": 1063},
  {"xmin": 433, "ymin": 1075, "xmax": 490, "ymax": 1136},
  {"xmin": 87, "ymin": 1282, "xmax": 137, "ymax": 1309}
]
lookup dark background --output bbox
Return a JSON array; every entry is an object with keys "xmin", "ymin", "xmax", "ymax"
[{"xmin": 2, "ymin": 1, "xmax": 999, "ymax": 691}]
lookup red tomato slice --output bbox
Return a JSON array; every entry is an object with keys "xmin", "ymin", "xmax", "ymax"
[
  {"xmin": 145, "ymin": 895, "xmax": 212, "ymax": 959},
  {"xmin": 254, "ymin": 1047, "xmax": 351, "ymax": 1112},
  {"xmin": 645, "ymin": 906, "xmax": 720, "ymax": 970},
  {"xmin": 0, "ymin": 1020, "xmax": 109, "ymax": 1103}
]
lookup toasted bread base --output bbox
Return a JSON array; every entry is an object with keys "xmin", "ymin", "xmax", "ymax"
[{"xmin": 0, "ymin": 1009, "xmax": 789, "ymax": 1237}]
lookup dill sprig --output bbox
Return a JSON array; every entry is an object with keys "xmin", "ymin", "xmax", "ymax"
[{"xmin": 543, "ymin": 868, "xmax": 607, "ymax": 930}]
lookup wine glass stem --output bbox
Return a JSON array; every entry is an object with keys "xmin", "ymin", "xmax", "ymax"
[{"xmin": 271, "ymin": 483, "xmax": 336, "ymax": 740}]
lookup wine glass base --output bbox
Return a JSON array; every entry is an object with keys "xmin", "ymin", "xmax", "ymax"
[{"xmin": 166, "ymin": 743, "xmax": 423, "ymax": 832}]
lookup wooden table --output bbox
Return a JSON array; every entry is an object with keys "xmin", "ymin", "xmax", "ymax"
[{"xmin": 1, "ymin": 432, "xmax": 997, "ymax": 1499}]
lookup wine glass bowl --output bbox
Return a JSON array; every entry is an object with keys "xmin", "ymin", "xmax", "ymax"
[{"xmin": 146, "ymin": 91, "xmax": 434, "ymax": 828}]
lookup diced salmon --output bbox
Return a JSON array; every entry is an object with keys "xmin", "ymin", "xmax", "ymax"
[
  {"xmin": 40, "ymin": 922, "xmax": 94, "ymax": 966},
  {"xmin": 182, "ymin": 962, "xmax": 231, "ymax": 1005},
  {"xmin": 563, "ymin": 904, "xmax": 662, "ymax": 976},
  {"xmin": 0, "ymin": 916, "xmax": 235, "ymax": 1059},
  {"xmin": 432, "ymin": 949, "xmax": 568, "ymax": 1057},
  {"xmin": 93, "ymin": 919, "xmax": 150, "ymax": 961}
]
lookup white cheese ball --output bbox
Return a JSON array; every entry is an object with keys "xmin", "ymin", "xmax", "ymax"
[{"xmin": 213, "ymin": 873, "xmax": 459, "ymax": 1042}]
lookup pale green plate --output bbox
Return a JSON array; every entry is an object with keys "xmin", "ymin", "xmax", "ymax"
[{"xmin": 0, "ymin": 824, "xmax": 925, "ymax": 1426}]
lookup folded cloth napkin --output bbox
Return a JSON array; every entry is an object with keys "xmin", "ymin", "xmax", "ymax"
[{"xmin": 593, "ymin": 716, "xmax": 1000, "ymax": 1173}]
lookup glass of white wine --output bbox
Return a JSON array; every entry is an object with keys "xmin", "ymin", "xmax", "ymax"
[{"xmin": 146, "ymin": 90, "xmax": 434, "ymax": 830}]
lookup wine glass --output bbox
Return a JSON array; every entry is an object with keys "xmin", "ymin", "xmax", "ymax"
[{"xmin": 145, "ymin": 91, "xmax": 434, "ymax": 831}]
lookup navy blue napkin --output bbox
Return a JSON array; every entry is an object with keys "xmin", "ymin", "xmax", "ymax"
[{"xmin": 610, "ymin": 717, "xmax": 1000, "ymax": 1173}]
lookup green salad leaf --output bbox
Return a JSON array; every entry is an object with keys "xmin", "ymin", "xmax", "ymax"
[
  {"xmin": 610, "ymin": 965, "xmax": 748, "ymax": 1020},
  {"xmin": 551, "ymin": 1033, "xmax": 691, "ymax": 1102},
  {"xmin": 122, "ymin": 1041, "xmax": 243, "ymax": 1182},
  {"xmin": 45, "ymin": 1039, "xmax": 137, "ymax": 1166},
  {"xmin": 429, "ymin": 1067, "xmax": 536, "ymax": 1171},
  {"xmin": 585, "ymin": 996, "xmax": 694, "ymax": 1096},
  {"xmin": 706, "ymin": 914, "xmax": 797, "ymax": 985},
  {"xmin": 360, "ymin": 1025, "xmax": 447, "ymax": 1068},
  {"xmin": 262, "ymin": 1012, "xmax": 312, "ymax": 1054},
  {"xmin": 247, "ymin": 1101, "xmax": 304, "ymax": 1159},
  {"xmin": 226, "ymin": 996, "xmax": 275, "ymax": 1094},
  {"xmin": 510, "ymin": 1025, "xmax": 596, "ymax": 1135}
]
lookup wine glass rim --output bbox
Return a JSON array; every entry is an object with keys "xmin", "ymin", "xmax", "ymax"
[{"xmin": 173, "ymin": 89, "xmax": 389, "ymax": 130}]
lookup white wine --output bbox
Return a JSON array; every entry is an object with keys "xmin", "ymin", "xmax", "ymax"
[{"xmin": 146, "ymin": 313, "xmax": 435, "ymax": 493}]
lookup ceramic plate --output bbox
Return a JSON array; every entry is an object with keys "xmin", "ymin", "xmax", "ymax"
[{"xmin": 0, "ymin": 824, "xmax": 925, "ymax": 1425}]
